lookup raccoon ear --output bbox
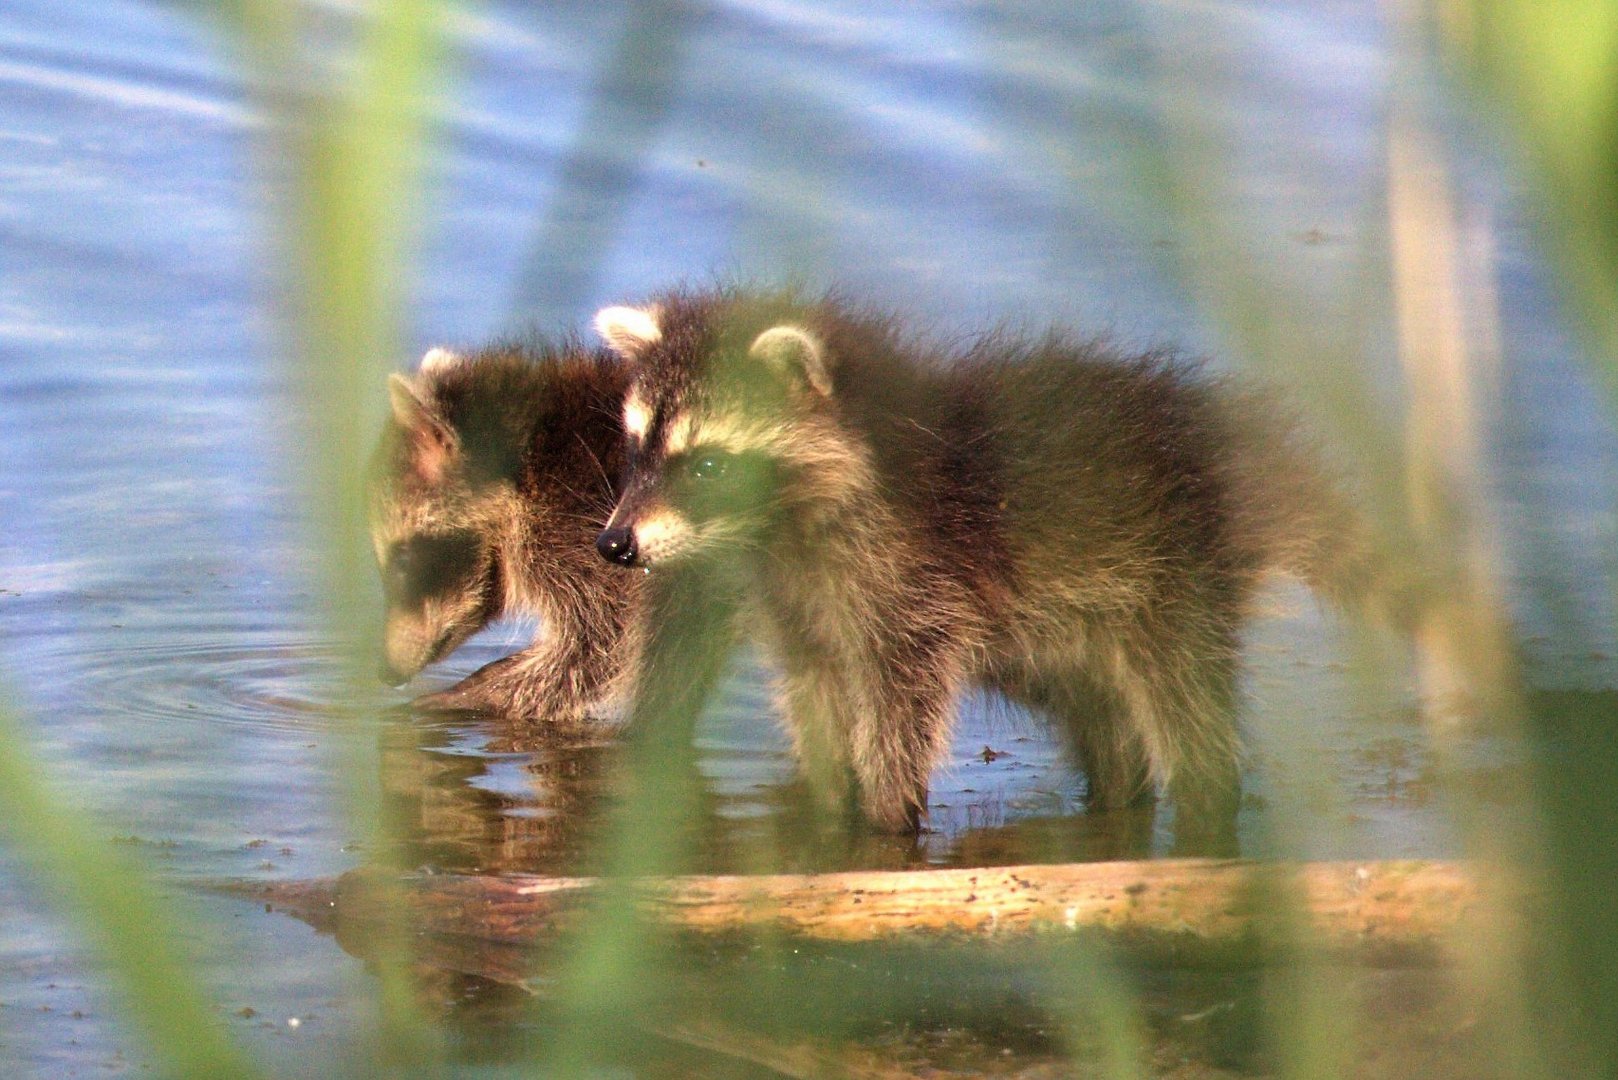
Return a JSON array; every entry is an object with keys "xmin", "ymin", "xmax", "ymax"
[
  {"xmin": 387, "ymin": 373, "xmax": 457, "ymax": 484},
  {"xmin": 388, "ymin": 372, "xmax": 434, "ymax": 429},
  {"xmin": 594, "ymin": 305, "xmax": 661, "ymax": 357},
  {"xmin": 749, "ymin": 326, "xmax": 831, "ymax": 396}
]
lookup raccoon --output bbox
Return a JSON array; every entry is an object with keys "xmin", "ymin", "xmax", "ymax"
[
  {"xmin": 591, "ymin": 288, "xmax": 1370, "ymax": 846},
  {"xmin": 370, "ymin": 341, "xmax": 644, "ymax": 718}
]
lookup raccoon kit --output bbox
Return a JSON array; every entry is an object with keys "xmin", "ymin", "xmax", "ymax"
[
  {"xmin": 592, "ymin": 289, "xmax": 1369, "ymax": 843},
  {"xmin": 370, "ymin": 341, "xmax": 644, "ymax": 718}
]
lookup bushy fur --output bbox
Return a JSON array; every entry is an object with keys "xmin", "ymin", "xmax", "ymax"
[
  {"xmin": 370, "ymin": 340, "xmax": 645, "ymax": 718},
  {"xmin": 594, "ymin": 288, "xmax": 1371, "ymax": 847}
]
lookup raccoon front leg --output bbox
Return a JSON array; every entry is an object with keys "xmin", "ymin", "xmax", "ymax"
[
  {"xmin": 408, "ymin": 648, "xmax": 577, "ymax": 715},
  {"xmin": 412, "ymin": 652, "xmax": 529, "ymax": 712},
  {"xmin": 847, "ymin": 639, "xmax": 970, "ymax": 833},
  {"xmin": 777, "ymin": 657, "xmax": 943, "ymax": 833},
  {"xmin": 413, "ymin": 608, "xmax": 633, "ymax": 720},
  {"xmin": 849, "ymin": 692, "xmax": 949, "ymax": 833},
  {"xmin": 412, "ymin": 642, "xmax": 615, "ymax": 718},
  {"xmin": 772, "ymin": 655, "xmax": 866, "ymax": 825}
]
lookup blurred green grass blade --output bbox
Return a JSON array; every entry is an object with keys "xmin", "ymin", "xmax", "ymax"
[
  {"xmin": 221, "ymin": 0, "xmax": 453, "ymax": 1071},
  {"xmin": 1439, "ymin": 4, "xmax": 1618, "ymax": 1074},
  {"xmin": 1523, "ymin": 689, "xmax": 1618, "ymax": 1075},
  {"xmin": 1443, "ymin": 1, "xmax": 1618, "ymax": 386},
  {"xmin": 1038, "ymin": 943, "xmax": 1147, "ymax": 1080},
  {"xmin": 0, "ymin": 700, "xmax": 261, "ymax": 1080},
  {"xmin": 0, "ymin": 2, "xmax": 453, "ymax": 1075},
  {"xmin": 292, "ymin": 2, "xmax": 452, "ymax": 1072},
  {"xmin": 294, "ymin": 0, "xmax": 446, "ymax": 534},
  {"xmin": 541, "ymin": 567, "xmax": 742, "ymax": 1072}
]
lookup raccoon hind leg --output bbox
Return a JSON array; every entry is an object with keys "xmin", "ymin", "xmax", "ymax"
[{"xmin": 1095, "ymin": 621, "xmax": 1244, "ymax": 856}]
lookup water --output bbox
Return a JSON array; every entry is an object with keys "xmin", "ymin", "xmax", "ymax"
[{"xmin": 1, "ymin": 0, "xmax": 1614, "ymax": 1074}]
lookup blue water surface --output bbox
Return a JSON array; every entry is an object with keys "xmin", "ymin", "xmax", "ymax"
[{"xmin": 0, "ymin": 1, "xmax": 1612, "ymax": 1074}]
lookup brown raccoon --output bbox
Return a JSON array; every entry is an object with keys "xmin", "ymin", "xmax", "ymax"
[
  {"xmin": 370, "ymin": 341, "xmax": 645, "ymax": 718},
  {"xmin": 591, "ymin": 289, "xmax": 1370, "ymax": 847}
]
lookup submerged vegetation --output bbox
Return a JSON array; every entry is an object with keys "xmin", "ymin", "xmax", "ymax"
[{"xmin": 3, "ymin": 0, "xmax": 1617, "ymax": 1075}]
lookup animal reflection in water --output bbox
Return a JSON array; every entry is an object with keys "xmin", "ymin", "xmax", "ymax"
[{"xmin": 379, "ymin": 702, "xmax": 1185, "ymax": 873}]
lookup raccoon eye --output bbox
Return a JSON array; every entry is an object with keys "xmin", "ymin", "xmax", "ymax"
[{"xmin": 687, "ymin": 451, "xmax": 731, "ymax": 481}]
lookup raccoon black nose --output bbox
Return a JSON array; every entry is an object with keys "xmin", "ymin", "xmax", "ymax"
[
  {"xmin": 596, "ymin": 527, "xmax": 638, "ymax": 567},
  {"xmin": 378, "ymin": 658, "xmax": 411, "ymax": 687}
]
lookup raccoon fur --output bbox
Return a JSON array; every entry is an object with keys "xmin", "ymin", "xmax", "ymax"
[
  {"xmin": 591, "ymin": 288, "xmax": 1371, "ymax": 845},
  {"xmin": 370, "ymin": 341, "xmax": 644, "ymax": 718}
]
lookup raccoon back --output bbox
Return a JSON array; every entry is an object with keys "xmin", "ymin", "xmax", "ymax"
[{"xmin": 957, "ymin": 337, "xmax": 1370, "ymax": 613}]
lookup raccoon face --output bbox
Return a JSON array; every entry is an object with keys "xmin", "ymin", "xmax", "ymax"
[
  {"xmin": 370, "ymin": 355, "xmax": 504, "ymax": 685},
  {"xmin": 592, "ymin": 304, "xmax": 863, "ymax": 569},
  {"xmin": 596, "ymin": 439, "xmax": 781, "ymax": 567}
]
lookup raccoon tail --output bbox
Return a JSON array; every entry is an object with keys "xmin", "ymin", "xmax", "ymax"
[{"xmin": 1222, "ymin": 389, "xmax": 1419, "ymax": 630}]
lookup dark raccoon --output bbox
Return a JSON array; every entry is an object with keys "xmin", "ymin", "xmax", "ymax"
[
  {"xmin": 370, "ymin": 342, "xmax": 645, "ymax": 718},
  {"xmin": 591, "ymin": 289, "xmax": 1372, "ymax": 848}
]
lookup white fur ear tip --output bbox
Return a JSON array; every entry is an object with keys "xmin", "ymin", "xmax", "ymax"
[
  {"xmin": 594, "ymin": 306, "xmax": 661, "ymax": 350},
  {"xmin": 419, "ymin": 346, "xmax": 462, "ymax": 374}
]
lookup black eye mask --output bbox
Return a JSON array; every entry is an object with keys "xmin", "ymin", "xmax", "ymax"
[{"xmin": 385, "ymin": 530, "xmax": 483, "ymax": 609}]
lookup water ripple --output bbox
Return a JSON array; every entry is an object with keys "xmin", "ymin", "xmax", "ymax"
[{"xmin": 41, "ymin": 633, "xmax": 360, "ymax": 736}]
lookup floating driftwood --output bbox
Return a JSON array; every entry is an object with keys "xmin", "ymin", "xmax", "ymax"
[{"xmin": 241, "ymin": 859, "xmax": 1493, "ymax": 975}]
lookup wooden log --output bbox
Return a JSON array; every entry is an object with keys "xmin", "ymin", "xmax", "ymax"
[{"xmin": 237, "ymin": 858, "xmax": 1496, "ymax": 971}]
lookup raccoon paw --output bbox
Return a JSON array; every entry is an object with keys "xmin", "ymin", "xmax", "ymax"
[{"xmin": 860, "ymin": 792, "xmax": 927, "ymax": 835}]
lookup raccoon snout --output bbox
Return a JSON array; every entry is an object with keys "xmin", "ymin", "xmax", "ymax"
[
  {"xmin": 596, "ymin": 527, "xmax": 639, "ymax": 567},
  {"xmin": 378, "ymin": 656, "xmax": 412, "ymax": 687}
]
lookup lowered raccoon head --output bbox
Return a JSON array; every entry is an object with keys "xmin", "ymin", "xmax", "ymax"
[
  {"xmin": 591, "ymin": 293, "xmax": 875, "ymax": 569},
  {"xmin": 369, "ymin": 347, "xmax": 512, "ymax": 685}
]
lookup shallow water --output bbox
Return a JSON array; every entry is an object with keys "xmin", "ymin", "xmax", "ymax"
[{"xmin": 1, "ymin": 0, "xmax": 1614, "ymax": 1074}]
